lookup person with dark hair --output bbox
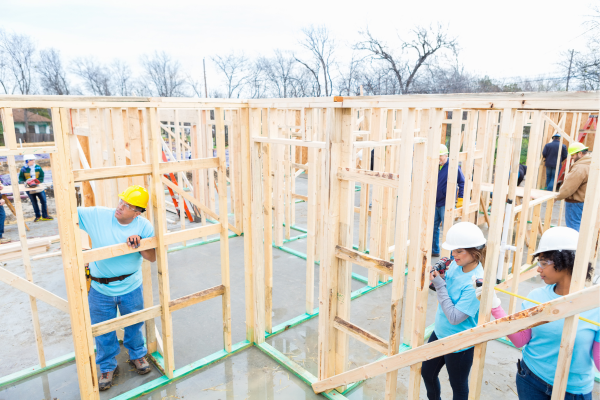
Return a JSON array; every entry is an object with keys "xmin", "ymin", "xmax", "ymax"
[
  {"xmin": 479, "ymin": 227, "xmax": 599, "ymax": 400},
  {"xmin": 423, "ymin": 222, "xmax": 486, "ymax": 400},
  {"xmin": 79, "ymin": 185, "xmax": 156, "ymax": 391},
  {"xmin": 556, "ymin": 142, "xmax": 591, "ymax": 232},
  {"xmin": 542, "ymin": 132, "xmax": 567, "ymax": 191}
]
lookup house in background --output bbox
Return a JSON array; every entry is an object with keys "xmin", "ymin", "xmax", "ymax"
[
  {"xmin": 13, "ymin": 109, "xmax": 52, "ymax": 134},
  {"xmin": 2, "ymin": 109, "xmax": 55, "ymax": 144}
]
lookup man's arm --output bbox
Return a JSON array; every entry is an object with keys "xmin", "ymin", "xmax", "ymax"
[
  {"xmin": 561, "ymin": 144, "xmax": 567, "ymax": 162},
  {"xmin": 18, "ymin": 167, "xmax": 26, "ymax": 183},
  {"xmin": 141, "ymin": 249, "xmax": 156, "ymax": 263},
  {"xmin": 456, "ymin": 166, "xmax": 465, "ymax": 199},
  {"xmin": 556, "ymin": 166, "xmax": 585, "ymax": 201},
  {"xmin": 37, "ymin": 166, "xmax": 45, "ymax": 182}
]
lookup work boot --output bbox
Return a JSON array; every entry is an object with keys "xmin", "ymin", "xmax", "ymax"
[
  {"xmin": 129, "ymin": 356, "xmax": 151, "ymax": 375},
  {"xmin": 99, "ymin": 366, "xmax": 119, "ymax": 391}
]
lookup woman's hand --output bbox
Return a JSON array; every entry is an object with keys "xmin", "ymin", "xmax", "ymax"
[{"xmin": 429, "ymin": 266, "xmax": 439, "ymax": 282}]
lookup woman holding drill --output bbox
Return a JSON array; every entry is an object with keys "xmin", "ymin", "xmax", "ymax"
[{"xmin": 422, "ymin": 222, "xmax": 487, "ymax": 400}]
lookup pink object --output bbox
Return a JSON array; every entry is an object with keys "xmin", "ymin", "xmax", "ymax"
[
  {"xmin": 594, "ymin": 341, "xmax": 599, "ymax": 371},
  {"xmin": 491, "ymin": 305, "xmax": 532, "ymax": 348}
]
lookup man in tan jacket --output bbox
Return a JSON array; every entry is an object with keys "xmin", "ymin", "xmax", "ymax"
[{"xmin": 556, "ymin": 142, "xmax": 591, "ymax": 231}]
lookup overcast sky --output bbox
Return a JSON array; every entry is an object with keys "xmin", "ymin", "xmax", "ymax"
[{"xmin": 1, "ymin": 0, "xmax": 596, "ymax": 91}]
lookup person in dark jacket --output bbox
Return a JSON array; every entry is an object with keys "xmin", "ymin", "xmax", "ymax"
[
  {"xmin": 19, "ymin": 155, "xmax": 53, "ymax": 222},
  {"xmin": 432, "ymin": 144, "xmax": 465, "ymax": 257},
  {"xmin": 541, "ymin": 133, "xmax": 567, "ymax": 191}
]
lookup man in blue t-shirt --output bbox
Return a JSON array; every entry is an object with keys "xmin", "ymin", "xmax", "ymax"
[
  {"xmin": 432, "ymin": 144, "xmax": 465, "ymax": 257},
  {"xmin": 79, "ymin": 185, "xmax": 156, "ymax": 391}
]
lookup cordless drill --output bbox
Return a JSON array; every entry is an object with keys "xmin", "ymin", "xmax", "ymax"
[{"xmin": 429, "ymin": 257, "xmax": 452, "ymax": 291}]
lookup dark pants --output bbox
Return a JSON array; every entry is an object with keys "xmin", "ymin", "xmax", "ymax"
[
  {"xmin": 421, "ymin": 331, "xmax": 474, "ymax": 400},
  {"xmin": 432, "ymin": 206, "xmax": 445, "ymax": 255},
  {"xmin": 545, "ymin": 167, "xmax": 556, "ymax": 191},
  {"xmin": 516, "ymin": 359, "xmax": 591, "ymax": 400},
  {"xmin": 0, "ymin": 205, "xmax": 5, "ymax": 237},
  {"xmin": 27, "ymin": 191, "xmax": 49, "ymax": 219}
]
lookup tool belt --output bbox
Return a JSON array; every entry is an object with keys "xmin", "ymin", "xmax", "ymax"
[{"xmin": 90, "ymin": 273, "xmax": 133, "ymax": 285}]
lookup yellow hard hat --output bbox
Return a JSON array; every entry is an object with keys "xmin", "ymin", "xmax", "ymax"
[
  {"xmin": 119, "ymin": 185, "xmax": 149, "ymax": 209},
  {"xmin": 440, "ymin": 144, "xmax": 449, "ymax": 155},
  {"xmin": 568, "ymin": 142, "xmax": 589, "ymax": 156}
]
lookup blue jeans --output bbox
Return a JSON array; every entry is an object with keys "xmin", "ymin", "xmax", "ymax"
[
  {"xmin": 88, "ymin": 285, "xmax": 146, "ymax": 373},
  {"xmin": 516, "ymin": 359, "xmax": 591, "ymax": 400},
  {"xmin": 0, "ymin": 205, "xmax": 5, "ymax": 237},
  {"xmin": 565, "ymin": 202, "xmax": 584, "ymax": 232},
  {"xmin": 545, "ymin": 167, "xmax": 556, "ymax": 191},
  {"xmin": 421, "ymin": 331, "xmax": 474, "ymax": 400},
  {"xmin": 432, "ymin": 206, "xmax": 445, "ymax": 254},
  {"xmin": 27, "ymin": 191, "xmax": 49, "ymax": 219}
]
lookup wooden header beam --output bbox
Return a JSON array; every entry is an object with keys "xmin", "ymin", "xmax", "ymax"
[{"xmin": 1, "ymin": 91, "xmax": 597, "ymax": 110}]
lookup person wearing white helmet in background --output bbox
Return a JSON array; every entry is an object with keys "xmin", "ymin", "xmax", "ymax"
[
  {"xmin": 422, "ymin": 222, "xmax": 486, "ymax": 400},
  {"xmin": 432, "ymin": 143, "xmax": 465, "ymax": 257},
  {"xmin": 477, "ymin": 227, "xmax": 599, "ymax": 400},
  {"xmin": 18, "ymin": 154, "xmax": 53, "ymax": 222}
]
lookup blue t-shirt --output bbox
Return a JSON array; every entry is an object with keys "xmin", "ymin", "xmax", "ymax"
[
  {"xmin": 434, "ymin": 261, "xmax": 483, "ymax": 350},
  {"xmin": 521, "ymin": 284, "xmax": 600, "ymax": 394},
  {"xmin": 78, "ymin": 207, "xmax": 155, "ymax": 297}
]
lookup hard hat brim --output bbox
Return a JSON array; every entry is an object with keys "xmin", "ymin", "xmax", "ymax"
[{"xmin": 441, "ymin": 239, "xmax": 486, "ymax": 251}]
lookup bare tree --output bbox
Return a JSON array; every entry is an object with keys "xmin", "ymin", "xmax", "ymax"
[
  {"xmin": 211, "ymin": 52, "xmax": 248, "ymax": 98},
  {"xmin": 140, "ymin": 51, "xmax": 187, "ymax": 97},
  {"xmin": 262, "ymin": 50, "xmax": 300, "ymax": 98},
  {"xmin": 187, "ymin": 74, "xmax": 206, "ymax": 98},
  {"xmin": 246, "ymin": 58, "xmax": 268, "ymax": 99},
  {"xmin": 355, "ymin": 24, "xmax": 457, "ymax": 94},
  {"xmin": 72, "ymin": 57, "xmax": 113, "ymax": 95},
  {"xmin": 337, "ymin": 53, "xmax": 362, "ymax": 95},
  {"xmin": 111, "ymin": 59, "xmax": 133, "ymax": 96},
  {"xmin": 37, "ymin": 48, "xmax": 73, "ymax": 95},
  {"xmin": 296, "ymin": 25, "xmax": 335, "ymax": 96},
  {"xmin": 0, "ymin": 29, "xmax": 37, "ymax": 94}
]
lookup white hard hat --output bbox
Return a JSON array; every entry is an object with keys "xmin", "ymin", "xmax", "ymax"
[
  {"xmin": 442, "ymin": 222, "xmax": 486, "ymax": 250},
  {"xmin": 23, "ymin": 154, "xmax": 36, "ymax": 161},
  {"xmin": 531, "ymin": 227, "xmax": 578, "ymax": 256}
]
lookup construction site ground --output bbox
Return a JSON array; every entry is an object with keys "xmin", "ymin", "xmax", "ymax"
[{"xmin": 0, "ymin": 176, "xmax": 598, "ymax": 400}]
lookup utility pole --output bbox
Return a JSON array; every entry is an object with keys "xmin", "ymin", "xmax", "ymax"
[
  {"xmin": 565, "ymin": 49, "xmax": 575, "ymax": 91},
  {"xmin": 203, "ymin": 58, "xmax": 208, "ymax": 98}
]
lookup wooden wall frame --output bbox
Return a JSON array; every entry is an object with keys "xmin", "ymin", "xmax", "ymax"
[{"xmin": 0, "ymin": 92, "xmax": 597, "ymax": 400}]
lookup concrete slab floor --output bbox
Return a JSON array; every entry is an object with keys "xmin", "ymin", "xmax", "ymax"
[{"xmin": 1, "ymin": 178, "xmax": 599, "ymax": 399}]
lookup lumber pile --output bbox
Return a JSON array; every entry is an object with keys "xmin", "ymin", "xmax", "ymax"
[{"xmin": 0, "ymin": 237, "xmax": 51, "ymax": 262}]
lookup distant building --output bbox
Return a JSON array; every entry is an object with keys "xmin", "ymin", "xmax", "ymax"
[{"xmin": 12, "ymin": 109, "xmax": 52, "ymax": 135}]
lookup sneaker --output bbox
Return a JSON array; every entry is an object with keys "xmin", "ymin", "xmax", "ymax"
[
  {"xmin": 99, "ymin": 366, "xmax": 119, "ymax": 391},
  {"xmin": 432, "ymin": 253, "xmax": 440, "ymax": 257},
  {"xmin": 40, "ymin": 216, "xmax": 54, "ymax": 221},
  {"xmin": 34, "ymin": 217, "xmax": 41, "ymax": 222},
  {"xmin": 129, "ymin": 356, "xmax": 151, "ymax": 375},
  {"xmin": 0, "ymin": 238, "xmax": 11, "ymax": 244}
]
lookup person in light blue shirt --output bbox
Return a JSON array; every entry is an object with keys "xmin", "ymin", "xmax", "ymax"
[
  {"xmin": 79, "ymin": 185, "xmax": 156, "ymax": 391},
  {"xmin": 482, "ymin": 227, "xmax": 599, "ymax": 400},
  {"xmin": 422, "ymin": 222, "xmax": 486, "ymax": 400}
]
